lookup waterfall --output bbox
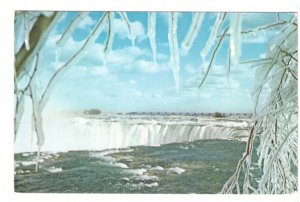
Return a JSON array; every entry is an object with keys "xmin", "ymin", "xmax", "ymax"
[
  {"xmin": 14, "ymin": 111, "xmax": 251, "ymax": 153},
  {"xmin": 70, "ymin": 115, "xmax": 251, "ymax": 151}
]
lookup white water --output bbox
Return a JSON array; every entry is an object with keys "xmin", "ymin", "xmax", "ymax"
[{"xmin": 14, "ymin": 103, "xmax": 251, "ymax": 153}]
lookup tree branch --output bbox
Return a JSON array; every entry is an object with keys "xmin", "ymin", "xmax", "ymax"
[{"xmin": 15, "ymin": 12, "xmax": 61, "ymax": 78}]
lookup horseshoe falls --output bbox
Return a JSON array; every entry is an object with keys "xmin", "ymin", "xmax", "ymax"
[{"xmin": 14, "ymin": 112, "xmax": 252, "ymax": 152}]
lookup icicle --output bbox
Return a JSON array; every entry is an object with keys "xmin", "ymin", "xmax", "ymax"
[
  {"xmin": 119, "ymin": 12, "xmax": 136, "ymax": 46},
  {"xmin": 147, "ymin": 12, "xmax": 157, "ymax": 62},
  {"xmin": 24, "ymin": 12, "xmax": 30, "ymax": 51},
  {"xmin": 14, "ymin": 95, "xmax": 25, "ymax": 138},
  {"xmin": 229, "ymin": 13, "xmax": 242, "ymax": 67},
  {"xmin": 35, "ymin": 146, "xmax": 41, "ymax": 172},
  {"xmin": 200, "ymin": 13, "xmax": 226, "ymax": 61},
  {"xmin": 57, "ymin": 12, "xmax": 89, "ymax": 47},
  {"xmin": 168, "ymin": 12, "xmax": 180, "ymax": 91},
  {"xmin": 103, "ymin": 12, "xmax": 115, "ymax": 61},
  {"xmin": 181, "ymin": 12, "xmax": 204, "ymax": 53}
]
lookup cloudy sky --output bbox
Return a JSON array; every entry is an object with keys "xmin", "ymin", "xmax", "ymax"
[{"xmin": 30, "ymin": 12, "xmax": 293, "ymax": 113}]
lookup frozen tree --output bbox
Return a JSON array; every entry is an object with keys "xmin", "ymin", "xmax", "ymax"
[{"xmin": 14, "ymin": 11, "xmax": 297, "ymax": 193}]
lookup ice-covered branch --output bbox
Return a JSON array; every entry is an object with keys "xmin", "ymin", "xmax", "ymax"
[
  {"xmin": 181, "ymin": 13, "xmax": 204, "ymax": 53},
  {"xmin": 217, "ymin": 21, "xmax": 288, "ymax": 38},
  {"xmin": 168, "ymin": 12, "xmax": 180, "ymax": 91},
  {"xmin": 119, "ymin": 12, "xmax": 136, "ymax": 45},
  {"xmin": 222, "ymin": 17, "xmax": 298, "ymax": 194},
  {"xmin": 229, "ymin": 13, "xmax": 242, "ymax": 66},
  {"xmin": 15, "ymin": 12, "xmax": 62, "ymax": 78},
  {"xmin": 201, "ymin": 13, "xmax": 226, "ymax": 61},
  {"xmin": 24, "ymin": 12, "xmax": 30, "ymax": 51},
  {"xmin": 103, "ymin": 12, "xmax": 115, "ymax": 57},
  {"xmin": 57, "ymin": 12, "xmax": 89, "ymax": 47},
  {"xmin": 14, "ymin": 54, "xmax": 39, "ymax": 138},
  {"xmin": 148, "ymin": 12, "xmax": 157, "ymax": 62}
]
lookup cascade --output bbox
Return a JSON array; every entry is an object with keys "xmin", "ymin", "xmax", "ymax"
[{"xmin": 14, "ymin": 111, "xmax": 251, "ymax": 153}]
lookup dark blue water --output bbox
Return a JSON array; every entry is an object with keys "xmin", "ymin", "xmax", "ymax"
[{"xmin": 15, "ymin": 139, "xmax": 247, "ymax": 193}]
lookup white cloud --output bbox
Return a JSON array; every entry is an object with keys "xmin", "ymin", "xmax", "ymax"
[
  {"xmin": 113, "ymin": 18, "xmax": 147, "ymax": 42},
  {"xmin": 133, "ymin": 60, "xmax": 171, "ymax": 74},
  {"xmin": 92, "ymin": 65, "xmax": 109, "ymax": 76},
  {"xmin": 185, "ymin": 64, "xmax": 198, "ymax": 74},
  {"xmin": 77, "ymin": 14, "xmax": 96, "ymax": 30},
  {"xmin": 129, "ymin": 80, "xmax": 137, "ymax": 85}
]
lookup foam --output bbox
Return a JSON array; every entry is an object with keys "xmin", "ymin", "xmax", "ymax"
[
  {"xmin": 47, "ymin": 167, "xmax": 63, "ymax": 173},
  {"xmin": 124, "ymin": 168, "xmax": 147, "ymax": 175},
  {"xmin": 21, "ymin": 161, "xmax": 36, "ymax": 166},
  {"xmin": 149, "ymin": 166, "xmax": 164, "ymax": 171},
  {"xmin": 167, "ymin": 167, "xmax": 185, "ymax": 174}
]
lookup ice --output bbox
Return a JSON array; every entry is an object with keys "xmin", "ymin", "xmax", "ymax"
[
  {"xmin": 229, "ymin": 13, "xmax": 242, "ymax": 66},
  {"xmin": 168, "ymin": 12, "xmax": 181, "ymax": 91},
  {"xmin": 14, "ymin": 13, "xmax": 25, "ymax": 54},
  {"xmin": 255, "ymin": 65, "xmax": 271, "ymax": 82},
  {"xmin": 167, "ymin": 167, "xmax": 185, "ymax": 174},
  {"xmin": 15, "ymin": 95, "xmax": 25, "ymax": 136},
  {"xmin": 24, "ymin": 13, "xmax": 30, "ymax": 50},
  {"xmin": 181, "ymin": 13, "xmax": 204, "ymax": 52},
  {"xmin": 201, "ymin": 13, "xmax": 225, "ymax": 61},
  {"xmin": 147, "ymin": 12, "xmax": 157, "ymax": 62}
]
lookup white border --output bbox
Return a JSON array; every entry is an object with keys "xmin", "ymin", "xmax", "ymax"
[{"xmin": 0, "ymin": 0, "xmax": 299, "ymax": 202}]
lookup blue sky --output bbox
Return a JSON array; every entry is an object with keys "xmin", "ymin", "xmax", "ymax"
[{"xmin": 34, "ymin": 12, "xmax": 293, "ymax": 113}]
